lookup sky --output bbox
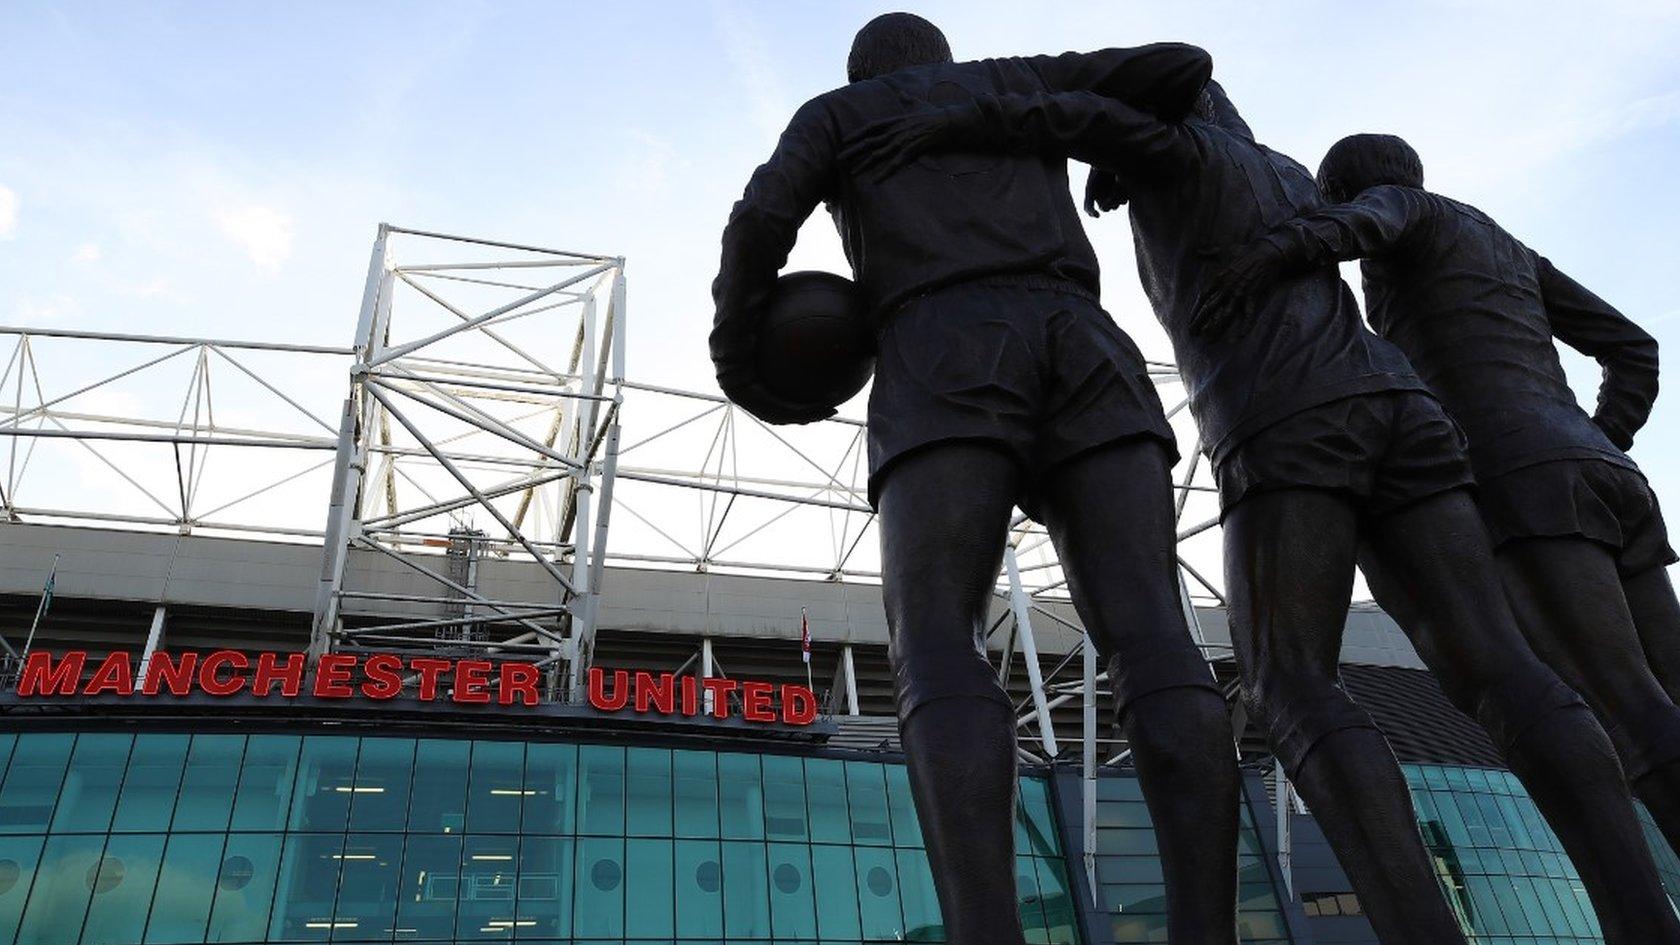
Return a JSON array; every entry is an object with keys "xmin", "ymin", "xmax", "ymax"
[{"xmin": 3, "ymin": 0, "xmax": 1680, "ymax": 586}]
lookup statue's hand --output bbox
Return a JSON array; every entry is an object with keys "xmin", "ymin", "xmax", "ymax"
[
  {"xmin": 1189, "ymin": 241, "xmax": 1286, "ymax": 340},
  {"xmin": 1593, "ymin": 414, "xmax": 1636, "ymax": 451},
  {"xmin": 838, "ymin": 110, "xmax": 957, "ymax": 183},
  {"xmin": 1084, "ymin": 169, "xmax": 1129, "ymax": 217},
  {"xmin": 715, "ymin": 361, "xmax": 836, "ymax": 426}
]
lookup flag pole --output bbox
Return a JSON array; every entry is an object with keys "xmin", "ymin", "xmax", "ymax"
[{"xmin": 21, "ymin": 554, "xmax": 60, "ymax": 658}]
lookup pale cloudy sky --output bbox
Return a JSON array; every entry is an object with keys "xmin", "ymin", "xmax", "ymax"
[{"xmin": 2, "ymin": 0, "xmax": 1679, "ymax": 581}]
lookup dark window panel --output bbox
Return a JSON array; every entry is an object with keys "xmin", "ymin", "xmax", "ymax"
[
  {"xmin": 521, "ymin": 743, "xmax": 577, "ymax": 837},
  {"xmin": 515, "ymin": 835, "xmax": 573, "ymax": 940},
  {"xmin": 408, "ymin": 740, "xmax": 470, "ymax": 836},
  {"xmin": 348, "ymin": 738, "xmax": 416, "ymax": 833},
  {"xmin": 844, "ymin": 762, "xmax": 891, "ymax": 847},
  {"xmin": 287, "ymin": 737, "xmax": 359, "ymax": 833},
  {"xmin": 457, "ymin": 834, "xmax": 521, "ymax": 941},
  {"xmin": 466, "ymin": 741, "xmax": 525, "ymax": 836},
  {"xmin": 267, "ymin": 833, "xmax": 346, "ymax": 942},
  {"xmin": 761, "ymin": 755, "xmax": 808, "ymax": 842},
  {"xmin": 576, "ymin": 747, "xmax": 625, "ymax": 838},
  {"xmin": 673, "ymin": 751, "xmax": 719, "ymax": 840},
  {"xmin": 331, "ymin": 833, "xmax": 402, "ymax": 942},
  {"xmin": 393, "ymin": 834, "xmax": 462, "ymax": 941},
  {"xmin": 0, "ymin": 733, "xmax": 74, "ymax": 835},
  {"xmin": 718, "ymin": 754, "xmax": 764, "ymax": 841},
  {"xmin": 804, "ymin": 759, "xmax": 850, "ymax": 845}
]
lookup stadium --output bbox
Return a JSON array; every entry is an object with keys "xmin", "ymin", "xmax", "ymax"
[{"xmin": 1, "ymin": 226, "xmax": 1675, "ymax": 945}]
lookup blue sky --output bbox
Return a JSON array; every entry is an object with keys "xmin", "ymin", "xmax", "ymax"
[{"xmin": 3, "ymin": 0, "xmax": 1679, "ymax": 521}]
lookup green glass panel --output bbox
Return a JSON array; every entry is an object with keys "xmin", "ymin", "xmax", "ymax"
[
  {"xmin": 288, "ymin": 736, "xmax": 358, "ymax": 832},
  {"xmin": 521, "ymin": 743, "xmax": 577, "ymax": 836},
  {"xmin": 626, "ymin": 748, "xmax": 673, "ymax": 838},
  {"xmin": 393, "ymin": 834, "xmax": 462, "ymax": 940},
  {"xmin": 268, "ymin": 833, "xmax": 345, "ymax": 942},
  {"xmin": 229, "ymin": 734, "xmax": 301, "ymax": 832},
  {"xmin": 761, "ymin": 755, "xmax": 808, "ymax": 842},
  {"xmin": 1015, "ymin": 853, "xmax": 1048, "ymax": 936},
  {"xmin": 515, "ymin": 835, "xmax": 572, "ymax": 939},
  {"xmin": 173, "ymin": 735, "xmax": 245, "ymax": 832},
  {"xmin": 721, "ymin": 840, "xmax": 769, "ymax": 939},
  {"xmin": 854, "ymin": 845, "xmax": 904, "ymax": 940},
  {"xmin": 625, "ymin": 838, "xmax": 675, "ymax": 938},
  {"xmin": 207, "ymin": 833, "xmax": 283, "ymax": 944},
  {"xmin": 1018, "ymin": 778, "xmax": 1058, "ymax": 857},
  {"xmin": 145, "ymin": 832, "xmax": 226, "ymax": 943},
  {"xmin": 348, "ymin": 738, "xmax": 414, "ymax": 832},
  {"xmin": 673, "ymin": 751, "xmax": 719, "ymax": 839},
  {"xmin": 1033, "ymin": 857, "xmax": 1077, "ymax": 944},
  {"xmin": 810, "ymin": 843, "xmax": 861, "ymax": 940},
  {"xmin": 0, "ymin": 835, "xmax": 46, "ymax": 945},
  {"xmin": 0, "ymin": 734, "xmax": 14, "ymax": 781},
  {"xmin": 804, "ymin": 758, "xmax": 850, "ymax": 844},
  {"xmin": 883, "ymin": 764, "xmax": 922, "ymax": 849},
  {"xmin": 846, "ymin": 762, "xmax": 892, "ymax": 846},
  {"xmin": 718, "ymin": 753, "xmax": 764, "ymax": 840},
  {"xmin": 768, "ymin": 842, "xmax": 816, "ymax": 939},
  {"xmin": 674, "ymin": 839, "xmax": 723, "ymax": 938},
  {"xmin": 458, "ymin": 835, "xmax": 521, "ymax": 941},
  {"xmin": 51, "ymin": 733, "xmax": 132, "ymax": 833},
  {"xmin": 467, "ymin": 741, "xmax": 525, "ymax": 835},
  {"xmin": 15, "ymin": 832, "xmax": 102, "ymax": 944},
  {"xmin": 576, "ymin": 747, "xmax": 626, "ymax": 837},
  {"xmin": 330, "ymin": 833, "xmax": 402, "ymax": 942},
  {"xmin": 895, "ymin": 848, "xmax": 942, "ymax": 941},
  {"xmin": 572, "ymin": 836, "xmax": 625, "ymax": 938},
  {"xmin": 112, "ymin": 734, "xmax": 189, "ymax": 833},
  {"xmin": 81, "ymin": 832, "xmax": 166, "ymax": 945},
  {"xmin": 408, "ymin": 739, "xmax": 470, "ymax": 835},
  {"xmin": 0, "ymin": 733, "xmax": 73, "ymax": 834}
]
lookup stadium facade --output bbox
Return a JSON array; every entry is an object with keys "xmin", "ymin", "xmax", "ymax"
[{"xmin": 1, "ymin": 227, "xmax": 1676, "ymax": 945}]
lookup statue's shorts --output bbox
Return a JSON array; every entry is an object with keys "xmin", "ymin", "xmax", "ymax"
[
  {"xmin": 866, "ymin": 275, "xmax": 1176, "ymax": 521},
  {"xmin": 1214, "ymin": 391, "xmax": 1474, "ymax": 517},
  {"xmin": 1476, "ymin": 459, "xmax": 1678, "ymax": 578}
]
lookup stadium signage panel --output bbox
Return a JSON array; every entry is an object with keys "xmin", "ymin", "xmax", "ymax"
[{"xmin": 11, "ymin": 651, "xmax": 821, "ymax": 725}]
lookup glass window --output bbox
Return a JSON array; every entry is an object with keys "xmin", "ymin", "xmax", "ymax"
[
  {"xmin": 13, "ymin": 832, "xmax": 103, "ymax": 945},
  {"xmin": 674, "ymin": 839, "xmax": 723, "ymax": 939},
  {"xmin": 112, "ymin": 735, "xmax": 189, "ymax": 833},
  {"xmin": 625, "ymin": 748, "xmax": 673, "ymax": 838},
  {"xmin": 810, "ymin": 843, "xmax": 861, "ymax": 940},
  {"xmin": 896, "ymin": 848, "xmax": 943, "ymax": 941},
  {"xmin": 515, "ymin": 836, "xmax": 572, "ymax": 940},
  {"xmin": 0, "ymin": 733, "xmax": 73, "ymax": 834},
  {"xmin": 762, "ymin": 755, "xmax": 808, "ymax": 841},
  {"xmin": 521, "ymin": 743, "xmax": 576, "ymax": 837},
  {"xmin": 288, "ymin": 736, "xmax": 359, "ymax": 832},
  {"xmin": 458, "ymin": 835, "xmax": 520, "ymax": 941},
  {"xmin": 722, "ymin": 840, "xmax": 770, "ymax": 939},
  {"xmin": 346, "ymin": 738, "xmax": 414, "ymax": 833},
  {"xmin": 0, "ymin": 835, "xmax": 47, "ymax": 945},
  {"xmin": 332, "ymin": 833, "xmax": 403, "ymax": 942},
  {"xmin": 805, "ymin": 758, "xmax": 851, "ymax": 844},
  {"xmin": 467, "ymin": 741, "xmax": 525, "ymax": 835},
  {"xmin": 884, "ymin": 763, "xmax": 922, "ymax": 849},
  {"xmin": 624, "ymin": 837, "xmax": 674, "ymax": 939},
  {"xmin": 673, "ymin": 751, "xmax": 719, "ymax": 839},
  {"xmin": 146, "ymin": 832, "xmax": 227, "ymax": 943},
  {"xmin": 394, "ymin": 834, "xmax": 462, "ymax": 940},
  {"xmin": 207, "ymin": 833, "xmax": 283, "ymax": 944},
  {"xmin": 768, "ymin": 842, "xmax": 816, "ymax": 939},
  {"xmin": 51, "ymin": 733, "xmax": 133, "ymax": 833},
  {"xmin": 846, "ymin": 762, "xmax": 892, "ymax": 846},
  {"xmin": 576, "ymin": 747, "xmax": 625, "ymax": 837},
  {"xmin": 0, "ymin": 734, "xmax": 14, "ymax": 780},
  {"xmin": 1015, "ymin": 853, "xmax": 1047, "ymax": 936},
  {"xmin": 408, "ymin": 740, "xmax": 470, "ymax": 835},
  {"xmin": 1017, "ymin": 778, "xmax": 1059, "ymax": 857},
  {"xmin": 718, "ymin": 753, "xmax": 764, "ymax": 840},
  {"xmin": 230, "ymin": 735, "xmax": 301, "ymax": 832},
  {"xmin": 572, "ymin": 836, "xmax": 625, "ymax": 938},
  {"xmin": 268, "ymin": 833, "xmax": 346, "ymax": 942},
  {"xmin": 854, "ymin": 845, "xmax": 905, "ymax": 940},
  {"xmin": 173, "ymin": 735, "xmax": 245, "ymax": 832},
  {"xmin": 1033, "ymin": 857, "xmax": 1077, "ymax": 944},
  {"xmin": 81, "ymin": 832, "xmax": 166, "ymax": 945}
]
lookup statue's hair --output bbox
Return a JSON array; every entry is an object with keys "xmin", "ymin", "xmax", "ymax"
[
  {"xmin": 1317, "ymin": 134, "xmax": 1423, "ymax": 203},
  {"xmin": 847, "ymin": 13, "xmax": 952, "ymax": 83}
]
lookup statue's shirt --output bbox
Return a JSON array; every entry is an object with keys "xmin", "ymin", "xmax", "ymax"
[
  {"xmin": 710, "ymin": 44, "xmax": 1211, "ymax": 374},
  {"xmin": 1263, "ymin": 185, "xmax": 1656, "ymax": 479}
]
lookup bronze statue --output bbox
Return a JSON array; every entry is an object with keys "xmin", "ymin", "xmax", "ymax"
[
  {"xmin": 712, "ymin": 14, "xmax": 1241, "ymax": 944},
  {"xmin": 843, "ymin": 81, "xmax": 1680, "ymax": 942},
  {"xmin": 1202, "ymin": 129, "xmax": 1680, "ymax": 867}
]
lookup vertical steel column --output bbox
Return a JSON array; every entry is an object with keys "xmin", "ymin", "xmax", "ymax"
[
  {"xmin": 565, "ymin": 292, "xmax": 602, "ymax": 699},
  {"xmin": 841, "ymin": 644, "xmax": 861, "ymax": 716},
  {"xmin": 1004, "ymin": 545, "xmax": 1059, "ymax": 756},
  {"xmin": 1081, "ymin": 635, "xmax": 1099, "ymax": 901},
  {"xmin": 1275, "ymin": 758, "xmax": 1294, "ymax": 900},
  {"xmin": 701, "ymin": 636, "xmax": 716, "ymax": 714},
  {"xmin": 136, "ymin": 605, "xmax": 167, "ymax": 689}
]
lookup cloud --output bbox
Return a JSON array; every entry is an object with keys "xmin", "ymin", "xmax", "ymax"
[
  {"xmin": 14, "ymin": 294, "xmax": 79, "ymax": 325},
  {"xmin": 127, "ymin": 276, "xmax": 186, "ymax": 302},
  {"xmin": 72, "ymin": 242, "xmax": 101, "ymax": 263},
  {"xmin": 711, "ymin": 0, "xmax": 791, "ymax": 147},
  {"xmin": 0, "ymin": 185, "xmax": 16, "ymax": 238},
  {"xmin": 212, "ymin": 203, "xmax": 294, "ymax": 272}
]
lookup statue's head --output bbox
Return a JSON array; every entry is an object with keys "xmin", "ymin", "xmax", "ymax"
[
  {"xmin": 1317, "ymin": 134, "xmax": 1423, "ymax": 203},
  {"xmin": 847, "ymin": 13, "xmax": 952, "ymax": 82}
]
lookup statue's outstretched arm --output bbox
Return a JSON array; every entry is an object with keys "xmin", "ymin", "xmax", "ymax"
[{"xmin": 1537, "ymin": 255, "xmax": 1659, "ymax": 449}]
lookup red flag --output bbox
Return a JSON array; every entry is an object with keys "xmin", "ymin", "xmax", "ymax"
[{"xmin": 801, "ymin": 608, "xmax": 811, "ymax": 664}]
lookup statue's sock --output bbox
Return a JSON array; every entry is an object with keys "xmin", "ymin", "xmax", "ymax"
[{"xmin": 899, "ymin": 697, "xmax": 1028, "ymax": 945}]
